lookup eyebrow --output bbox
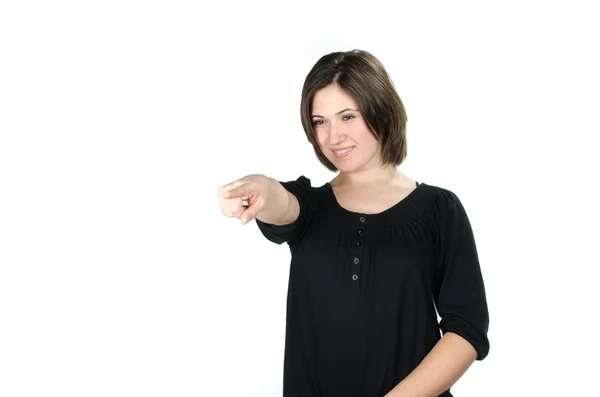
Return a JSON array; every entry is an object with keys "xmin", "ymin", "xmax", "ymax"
[{"xmin": 311, "ymin": 108, "xmax": 359, "ymax": 118}]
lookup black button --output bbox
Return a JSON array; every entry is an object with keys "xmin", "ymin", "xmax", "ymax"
[
  {"xmin": 358, "ymin": 229, "xmax": 364, "ymax": 236},
  {"xmin": 355, "ymin": 241, "xmax": 362, "ymax": 248},
  {"xmin": 352, "ymin": 274, "xmax": 359, "ymax": 281},
  {"xmin": 353, "ymin": 258, "xmax": 360, "ymax": 264},
  {"xmin": 359, "ymin": 216, "xmax": 366, "ymax": 223}
]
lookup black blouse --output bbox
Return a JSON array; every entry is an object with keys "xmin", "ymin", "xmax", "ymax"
[{"xmin": 255, "ymin": 175, "xmax": 490, "ymax": 397}]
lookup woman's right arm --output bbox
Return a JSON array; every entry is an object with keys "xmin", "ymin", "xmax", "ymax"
[
  {"xmin": 255, "ymin": 177, "xmax": 300, "ymax": 226},
  {"xmin": 219, "ymin": 174, "xmax": 300, "ymax": 226},
  {"xmin": 220, "ymin": 174, "xmax": 313, "ymax": 245}
]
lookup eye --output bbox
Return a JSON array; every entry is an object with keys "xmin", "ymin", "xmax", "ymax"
[
  {"xmin": 342, "ymin": 114, "xmax": 355, "ymax": 121},
  {"xmin": 312, "ymin": 119, "xmax": 324, "ymax": 126}
]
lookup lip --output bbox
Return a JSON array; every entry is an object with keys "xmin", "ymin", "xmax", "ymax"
[{"xmin": 331, "ymin": 146, "xmax": 355, "ymax": 158}]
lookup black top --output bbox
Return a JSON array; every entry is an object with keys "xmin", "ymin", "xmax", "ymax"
[{"xmin": 255, "ymin": 176, "xmax": 490, "ymax": 397}]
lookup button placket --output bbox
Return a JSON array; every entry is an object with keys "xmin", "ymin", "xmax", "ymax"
[{"xmin": 352, "ymin": 214, "xmax": 366, "ymax": 284}]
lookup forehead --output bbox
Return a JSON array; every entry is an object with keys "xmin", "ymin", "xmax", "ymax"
[{"xmin": 312, "ymin": 85, "xmax": 358, "ymax": 114}]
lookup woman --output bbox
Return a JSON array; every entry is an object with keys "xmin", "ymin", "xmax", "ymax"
[{"xmin": 218, "ymin": 49, "xmax": 489, "ymax": 397}]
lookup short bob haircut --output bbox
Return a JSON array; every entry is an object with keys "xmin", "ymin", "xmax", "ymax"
[{"xmin": 300, "ymin": 49, "xmax": 408, "ymax": 172}]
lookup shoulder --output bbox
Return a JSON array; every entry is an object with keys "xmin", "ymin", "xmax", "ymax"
[
  {"xmin": 418, "ymin": 182, "xmax": 475, "ymax": 237},
  {"xmin": 418, "ymin": 181, "xmax": 463, "ymax": 205},
  {"xmin": 413, "ymin": 182, "xmax": 471, "ymax": 226},
  {"xmin": 278, "ymin": 175, "xmax": 328, "ymax": 194},
  {"xmin": 276, "ymin": 175, "xmax": 329, "ymax": 208}
]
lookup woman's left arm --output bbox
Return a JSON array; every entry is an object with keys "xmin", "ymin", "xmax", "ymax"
[
  {"xmin": 386, "ymin": 189, "xmax": 489, "ymax": 396},
  {"xmin": 384, "ymin": 332, "xmax": 477, "ymax": 397}
]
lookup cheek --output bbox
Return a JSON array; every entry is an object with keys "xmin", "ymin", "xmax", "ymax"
[
  {"xmin": 349, "ymin": 121, "xmax": 371, "ymax": 138},
  {"xmin": 314, "ymin": 129, "xmax": 329, "ymax": 149},
  {"xmin": 353, "ymin": 124, "xmax": 378, "ymax": 145}
]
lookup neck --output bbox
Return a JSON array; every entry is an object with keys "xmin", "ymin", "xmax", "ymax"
[{"xmin": 334, "ymin": 165, "xmax": 400, "ymax": 187}]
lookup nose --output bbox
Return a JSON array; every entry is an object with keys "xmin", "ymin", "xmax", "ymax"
[{"xmin": 329, "ymin": 120, "xmax": 345, "ymax": 145}]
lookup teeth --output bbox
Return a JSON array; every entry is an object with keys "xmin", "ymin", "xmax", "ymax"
[{"xmin": 335, "ymin": 147, "xmax": 353, "ymax": 154}]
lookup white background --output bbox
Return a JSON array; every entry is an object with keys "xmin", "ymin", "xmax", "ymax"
[{"xmin": 1, "ymin": 1, "xmax": 599, "ymax": 396}]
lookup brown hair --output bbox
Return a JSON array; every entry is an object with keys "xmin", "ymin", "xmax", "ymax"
[{"xmin": 300, "ymin": 49, "xmax": 408, "ymax": 172}]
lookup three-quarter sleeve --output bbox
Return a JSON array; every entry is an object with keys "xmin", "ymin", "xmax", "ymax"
[
  {"xmin": 255, "ymin": 175, "xmax": 315, "ymax": 245},
  {"xmin": 433, "ymin": 189, "xmax": 490, "ymax": 360}
]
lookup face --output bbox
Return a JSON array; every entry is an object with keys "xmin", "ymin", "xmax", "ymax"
[{"xmin": 311, "ymin": 84, "xmax": 382, "ymax": 173}]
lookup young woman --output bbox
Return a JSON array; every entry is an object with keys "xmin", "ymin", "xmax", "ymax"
[{"xmin": 218, "ymin": 49, "xmax": 490, "ymax": 397}]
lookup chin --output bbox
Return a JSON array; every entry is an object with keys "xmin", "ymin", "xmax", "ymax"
[{"xmin": 334, "ymin": 163, "xmax": 360, "ymax": 173}]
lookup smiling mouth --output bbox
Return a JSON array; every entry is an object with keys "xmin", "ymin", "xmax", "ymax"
[{"xmin": 332, "ymin": 146, "xmax": 355, "ymax": 157}]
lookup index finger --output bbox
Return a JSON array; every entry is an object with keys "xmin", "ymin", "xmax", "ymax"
[{"xmin": 223, "ymin": 183, "xmax": 250, "ymax": 200}]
